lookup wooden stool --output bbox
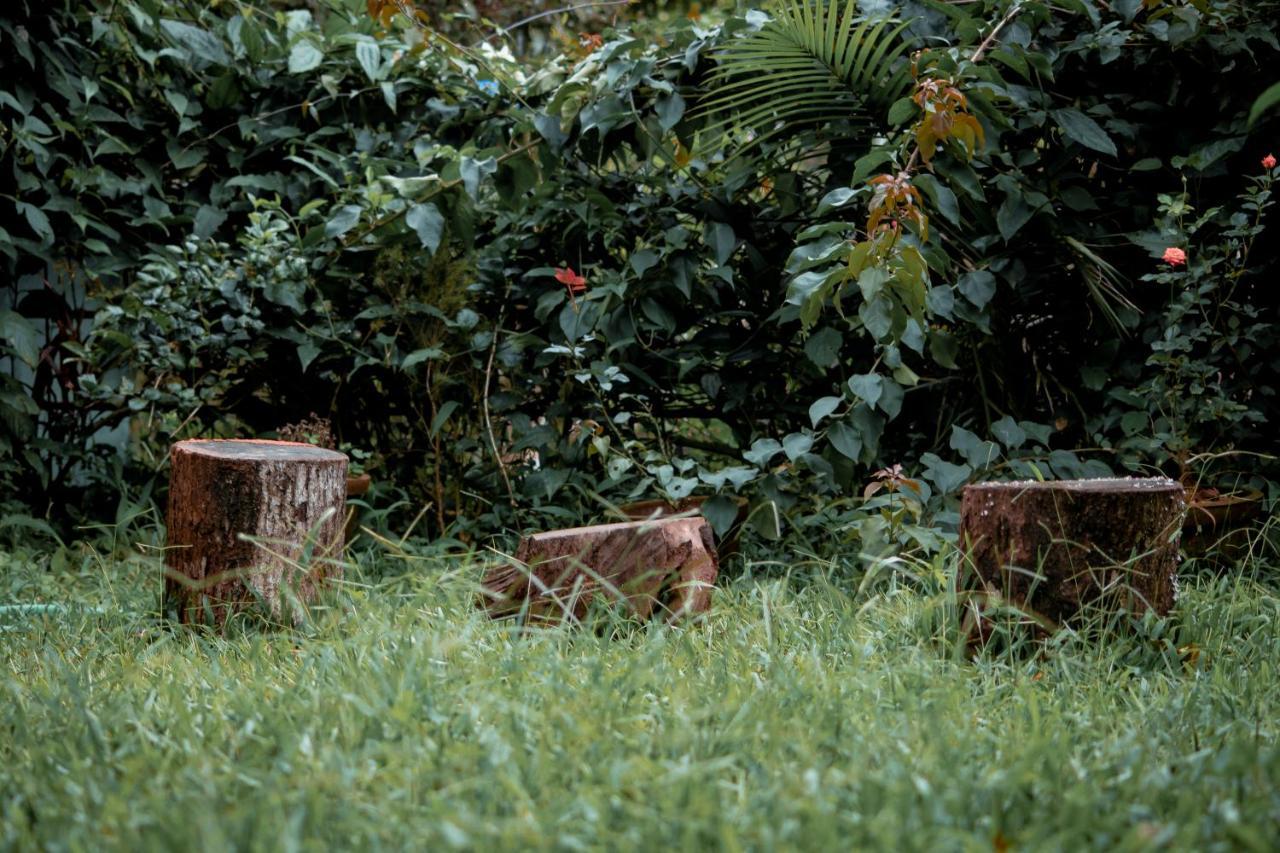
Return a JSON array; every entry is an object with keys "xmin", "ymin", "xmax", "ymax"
[
  {"xmin": 479, "ymin": 517, "xmax": 719, "ymax": 624},
  {"xmin": 165, "ymin": 439, "xmax": 347, "ymax": 626},
  {"xmin": 960, "ymin": 477, "xmax": 1185, "ymax": 625}
]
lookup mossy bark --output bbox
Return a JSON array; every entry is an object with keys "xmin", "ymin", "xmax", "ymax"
[
  {"xmin": 479, "ymin": 517, "xmax": 719, "ymax": 624},
  {"xmin": 960, "ymin": 478, "xmax": 1186, "ymax": 624},
  {"xmin": 165, "ymin": 440, "xmax": 347, "ymax": 626}
]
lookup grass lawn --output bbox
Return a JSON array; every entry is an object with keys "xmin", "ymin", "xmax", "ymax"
[{"xmin": 2, "ymin": 544, "xmax": 1278, "ymax": 850}]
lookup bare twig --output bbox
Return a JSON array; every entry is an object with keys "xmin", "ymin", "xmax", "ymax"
[
  {"xmin": 482, "ymin": 301, "xmax": 518, "ymax": 511},
  {"xmin": 970, "ymin": 1, "xmax": 1025, "ymax": 64}
]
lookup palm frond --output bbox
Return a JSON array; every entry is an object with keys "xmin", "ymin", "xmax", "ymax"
[
  {"xmin": 1063, "ymin": 236, "xmax": 1138, "ymax": 334},
  {"xmin": 700, "ymin": 1, "xmax": 914, "ymax": 158}
]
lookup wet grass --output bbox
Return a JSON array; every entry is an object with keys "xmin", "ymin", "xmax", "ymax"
[{"xmin": 2, "ymin": 543, "xmax": 1278, "ymax": 850}]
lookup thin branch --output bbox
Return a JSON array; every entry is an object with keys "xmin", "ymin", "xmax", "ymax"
[
  {"xmin": 970, "ymin": 1, "xmax": 1025, "ymax": 64},
  {"xmin": 473, "ymin": 0, "xmax": 636, "ymax": 46},
  {"xmin": 482, "ymin": 301, "xmax": 518, "ymax": 511}
]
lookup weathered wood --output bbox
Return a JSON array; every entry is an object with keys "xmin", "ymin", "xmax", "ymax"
[
  {"xmin": 479, "ymin": 517, "xmax": 719, "ymax": 624},
  {"xmin": 165, "ymin": 439, "xmax": 347, "ymax": 625},
  {"xmin": 620, "ymin": 496, "xmax": 747, "ymax": 557},
  {"xmin": 960, "ymin": 477, "xmax": 1185, "ymax": 624}
]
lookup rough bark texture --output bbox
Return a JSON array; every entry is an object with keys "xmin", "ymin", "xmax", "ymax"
[
  {"xmin": 620, "ymin": 496, "xmax": 748, "ymax": 557},
  {"xmin": 479, "ymin": 517, "xmax": 719, "ymax": 624},
  {"xmin": 165, "ymin": 439, "xmax": 347, "ymax": 626},
  {"xmin": 960, "ymin": 477, "xmax": 1186, "ymax": 624}
]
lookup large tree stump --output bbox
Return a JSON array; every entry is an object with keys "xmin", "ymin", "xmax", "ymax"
[
  {"xmin": 479, "ymin": 517, "xmax": 719, "ymax": 624},
  {"xmin": 165, "ymin": 439, "xmax": 347, "ymax": 626},
  {"xmin": 960, "ymin": 477, "xmax": 1185, "ymax": 624}
]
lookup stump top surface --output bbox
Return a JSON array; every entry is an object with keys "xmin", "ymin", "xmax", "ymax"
[
  {"xmin": 525, "ymin": 516, "xmax": 706, "ymax": 542},
  {"xmin": 965, "ymin": 476, "xmax": 1181, "ymax": 495},
  {"xmin": 173, "ymin": 439, "xmax": 348, "ymax": 463}
]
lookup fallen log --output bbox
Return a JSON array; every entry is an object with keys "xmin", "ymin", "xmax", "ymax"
[
  {"xmin": 165, "ymin": 439, "xmax": 347, "ymax": 626},
  {"xmin": 479, "ymin": 516, "xmax": 719, "ymax": 624},
  {"xmin": 960, "ymin": 477, "xmax": 1185, "ymax": 625}
]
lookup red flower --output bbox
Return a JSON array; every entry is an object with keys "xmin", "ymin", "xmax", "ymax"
[
  {"xmin": 1264, "ymin": 154, "xmax": 1277, "ymax": 170},
  {"xmin": 555, "ymin": 267, "xmax": 587, "ymax": 294},
  {"xmin": 1161, "ymin": 247, "xmax": 1186, "ymax": 267}
]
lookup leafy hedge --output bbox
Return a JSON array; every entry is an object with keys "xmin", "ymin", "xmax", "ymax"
[{"xmin": 2, "ymin": 0, "xmax": 1277, "ymax": 546}]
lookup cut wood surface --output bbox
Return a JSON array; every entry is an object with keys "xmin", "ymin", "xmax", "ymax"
[
  {"xmin": 165, "ymin": 439, "xmax": 347, "ymax": 625},
  {"xmin": 960, "ymin": 477, "xmax": 1185, "ymax": 623},
  {"xmin": 479, "ymin": 516, "xmax": 719, "ymax": 624}
]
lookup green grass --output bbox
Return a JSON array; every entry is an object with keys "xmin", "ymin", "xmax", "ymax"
[{"xmin": 2, "ymin": 544, "xmax": 1279, "ymax": 851}]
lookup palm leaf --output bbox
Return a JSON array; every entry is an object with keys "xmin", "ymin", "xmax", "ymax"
[
  {"xmin": 700, "ymin": 1, "xmax": 914, "ymax": 157},
  {"xmin": 1062, "ymin": 236, "xmax": 1138, "ymax": 334}
]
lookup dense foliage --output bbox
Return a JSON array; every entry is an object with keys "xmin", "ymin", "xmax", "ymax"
[{"xmin": 2, "ymin": 0, "xmax": 1277, "ymax": 546}]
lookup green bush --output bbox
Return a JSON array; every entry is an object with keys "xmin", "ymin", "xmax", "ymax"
[{"xmin": 2, "ymin": 0, "xmax": 1277, "ymax": 543}]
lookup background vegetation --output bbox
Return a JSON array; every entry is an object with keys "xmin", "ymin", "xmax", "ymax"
[
  {"xmin": 3, "ymin": 0, "xmax": 1278, "ymax": 551},
  {"xmin": 4, "ymin": 2, "xmax": 1280, "ymax": 847}
]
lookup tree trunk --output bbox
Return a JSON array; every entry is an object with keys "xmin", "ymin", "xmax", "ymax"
[
  {"xmin": 165, "ymin": 439, "xmax": 347, "ymax": 626},
  {"xmin": 960, "ymin": 477, "xmax": 1185, "ymax": 625},
  {"xmin": 479, "ymin": 517, "xmax": 719, "ymax": 624}
]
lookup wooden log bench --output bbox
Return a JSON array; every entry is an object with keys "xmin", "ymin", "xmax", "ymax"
[
  {"xmin": 479, "ymin": 516, "xmax": 719, "ymax": 624},
  {"xmin": 165, "ymin": 439, "xmax": 347, "ymax": 626},
  {"xmin": 960, "ymin": 477, "xmax": 1186, "ymax": 626}
]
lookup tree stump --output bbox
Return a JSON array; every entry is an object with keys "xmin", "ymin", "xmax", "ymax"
[
  {"xmin": 960, "ymin": 477, "xmax": 1185, "ymax": 625},
  {"xmin": 165, "ymin": 439, "xmax": 347, "ymax": 626},
  {"xmin": 479, "ymin": 517, "xmax": 719, "ymax": 624}
]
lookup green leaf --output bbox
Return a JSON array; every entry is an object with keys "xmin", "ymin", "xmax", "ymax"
[
  {"xmin": 957, "ymin": 270, "xmax": 996, "ymax": 309},
  {"xmin": 848, "ymin": 373, "xmax": 883, "ymax": 407},
  {"xmin": 920, "ymin": 452, "xmax": 971, "ymax": 495},
  {"xmin": 160, "ymin": 20, "xmax": 230, "ymax": 66},
  {"xmin": 296, "ymin": 342, "xmax": 320, "ymax": 371},
  {"xmin": 996, "ymin": 194, "xmax": 1034, "ymax": 242},
  {"xmin": 1248, "ymin": 81, "xmax": 1280, "ymax": 128},
  {"xmin": 744, "ymin": 438, "xmax": 783, "ymax": 467},
  {"xmin": 430, "ymin": 400, "xmax": 460, "ymax": 437},
  {"xmin": 0, "ymin": 310, "xmax": 40, "ymax": 367},
  {"xmin": 700, "ymin": 495, "xmax": 741, "ymax": 538},
  {"xmin": 356, "ymin": 40, "xmax": 383, "ymax": 83},
  {"xmin": 930, "ymin": 330, "xmax": 958, "ymax": 369},
  {"xmin": 887, "ymin": 96, "xmax": 916, "ymax": 125},
  {"xmin": 406, "ymin": 203, "xmax": 445, "ymax": 254},
  {"xmin": 878, "ymin": 378, "xmax": 904, "ymax": 419},
  {"xmin": 655, "ymin": 92, "xmax": 685, "ymax": 131},
  {"xmin": 325, "ymin": 204, "xmax": 362, "ymax": 239},
  {"xmin": 288, "ymin": 40, "xmax": 324, "ymax": 74},
  {"xmin": 858, "ymin": 295, "xmax": 893, "ymax": 341},
  {"xmin": 1052, "ymin": 108, "xmax": 1117, "ymax": 157},
  {"xmin": 193, "ymin": 205, "xmax": 226, "ymax": 240},
  {"xmin": 809, "ymin": 396, "xmax": 841, "ymax": 428},
  {"xmin": 803, "ymin": 326, "xmax": 842, "ymax": 367},
  {"xmin": 630, "ymin": 249, "xmax": 659, "ymax": 277},
  {"xmin": 827, "ymin": 420, "xmax": 863, "ymax": 462},
  {"xmin": 817, "ymin": 187, "xmax": 858, "ymax": 214},
  {"xmin": 950, "ymin": 426, "xmax": 1001, "ymax": 468},
  {"xmin": 16, "ymin": 203, "xmax": 51, "ymax": 242},
  {"xmin": 913, "ymin": 173, "xmax": 959, "ymax": 225},
  {"xmin": 782, "ymin": 432, "xmax": 813, "ymax": 462},
  {"xmin": 856, "ymin": 267, "xmax": 890, "ymax": 301},
  {"xmin": 403, "ymin": 347, "xmax": 444, "ymax": 369},
  {"xmin": 708, "ymin": 222, "xmax": 735, "ymax": 266},
  {"xmin": 460, "ymin": 156, "xmax": 497, "ymax": 200},
  {"xmin": 991, "ymin": 416, "xmax": 1027, "ymax": 450}
]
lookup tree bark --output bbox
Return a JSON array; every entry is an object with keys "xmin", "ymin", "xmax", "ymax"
[
  {"xmin": 165, "ymin": 439, "xmax": 347, "ymax": 626},
  {"xmin": 479, "ymin": 517, "xmax": 719, "ymax": 624},
  {"xmin": 960, "ymin": 477, "xmax": 1185, "ymax": 625}
]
